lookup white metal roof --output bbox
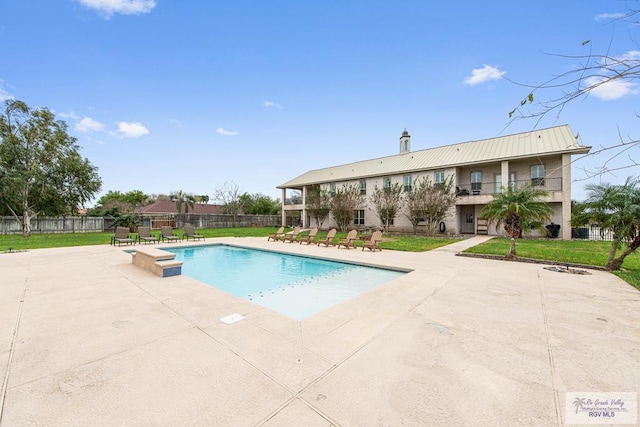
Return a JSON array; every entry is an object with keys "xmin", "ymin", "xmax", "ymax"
[{"xmin": 278, "ymin": 124, "xmax": 591, "ymax": 189}]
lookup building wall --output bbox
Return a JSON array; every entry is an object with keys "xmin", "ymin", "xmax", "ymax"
[{"xmin": 295, "ymin": 153, "xmax": 571, "ymax": 237}]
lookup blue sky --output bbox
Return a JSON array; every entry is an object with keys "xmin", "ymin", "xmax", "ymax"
[{"xmin": 1, "ymin": 0, "xmax": 638, "ymax": 204}]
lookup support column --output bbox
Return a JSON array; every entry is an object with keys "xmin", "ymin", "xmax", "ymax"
[
  {"xmin": 501, "ymin": 160, "xmax": 509, "ymax": 190},
  {"xmin": 281, "ymin": 188, "xmax": 286, "ymax": 227},
  {"xmin": 302, "ymin": 186, "xmax": 307, "ymax": 228},
  {"xmin": 561, "ymin": 153, "xmax": 572, "ymax": 240}
]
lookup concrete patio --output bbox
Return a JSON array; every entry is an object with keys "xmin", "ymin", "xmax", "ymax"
[{"xmin": 1, "ymin": 236, "xmax": 638, "ymax": 426}]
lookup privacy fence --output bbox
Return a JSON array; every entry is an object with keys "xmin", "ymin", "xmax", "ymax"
[{"xmin": 0, "ymin": 214, "xmax": 280, "ymax": 235}]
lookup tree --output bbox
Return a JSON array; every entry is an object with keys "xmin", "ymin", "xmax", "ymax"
[
  {"xmin": 0, "ymin": 99, "xmax": 102, "ymax": 236},
  {"xmin": 578, "ymin": 178, "xmax": 640, "ymax": 271},
  {"xmin": 404, "ymin": 176, "xmax": 457, "ymax": 236},
  {"xmin": 369, "ymin": 182, "xmax": 403, "ymax": 232},
  {"xmin": 214, "ymin": 181, "xmax": 241, "ymax": 226},
  {"xmin": 330, "ymin": 183, "xmax": 362, "ymax": 232},
  {"xmin": 171, "ymin": 190, "xmax": 196, "ymax": 214},
  {"xmin": 305, "ymin": 185, "xmax": 331, "ymax": 228},
  {"xmin": 507, "ymin": 10, "xmax": 640, "ymax": 178},
  {"xmin": 480, "ymin": 185, "xmax": 554, "ymax": 259},
  {"xmin": 239, "ymin": 192, "xmax": 280, "ymax": 215},
  {"xmin": 90, "ymin": 190, "xmax": 150, "ymax": 216}
]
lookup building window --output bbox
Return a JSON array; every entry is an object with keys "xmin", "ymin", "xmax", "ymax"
[
  {"xmin": 330, "ymin": 183, "xmax": 336, "ymax": 196},
  {"xmin": 471, "ymin": 171, "xmax": 482, "ymax": 193},
  {"xmin": 383, "ymin": 177, "xmax": 391, "ymax": 189},
  {"xmin": 494, "ymin": 174, "xmax": 502, "ymax": 193},
  {"xmin": 434, "ymin": 171, "xmax": 445, "ymax": 189},
  {"xmin": 359, "ymin": 179, "xmax": 367, "ymax": 195},
  {"xmin": 403, "ymin": 175, "xmax": 412, "ymax": 192},
  {"xmin": 531, "ymin": 165, "xmax": 545, "ymax": 186},
  {"xmin": 509, "ymin": 172, "xmax": 516, "ymax": 190},
  {"xmin": 354, "ymin": 209, "xmax": 365, "ymax": 225}
]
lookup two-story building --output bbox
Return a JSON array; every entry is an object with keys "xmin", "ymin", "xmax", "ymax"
[{"xmin": 277, "ymin": 125, "xmax": 591, "ymax": 240}]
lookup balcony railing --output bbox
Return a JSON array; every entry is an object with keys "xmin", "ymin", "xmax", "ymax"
[{"xmin": 456, "ymin": 177, "xmax": 562, "ymax": 196}]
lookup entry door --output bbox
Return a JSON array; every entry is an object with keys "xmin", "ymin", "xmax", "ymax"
[{"xmin": 461, "ymin": 207, "xmax": 475, "ymax": 234}]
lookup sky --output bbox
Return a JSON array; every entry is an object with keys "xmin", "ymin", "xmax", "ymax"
[{"xmin": 1, "ymin": 0, "xmax": 638, "ymax": 205}]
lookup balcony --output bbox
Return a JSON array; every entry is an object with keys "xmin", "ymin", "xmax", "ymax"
[{"xmin": 456, "ymin": 177, "xmax": 562, "ymax": 198}]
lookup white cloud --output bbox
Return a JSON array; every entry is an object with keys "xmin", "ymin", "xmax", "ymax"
[
  {"xmin": 58, "ymin": 111, "xmax": 81, "ymax": 120},
  {"xmin": 585, "ymin": 76, "xmax": 638, "ymax": 100},
  {"xmin": 114, "ymin": 121, "xmax": 149, "ymax": 138},
  {"xmin": 595, "ymin": 12, "xmax": 626, "ymax": 21},
  {"xmin": 216, "ymin": 127, "xmax": 238, "ymax": 136},
  {"xmin": 76, "ymin": 117, "xmax": 105, "ymax": 133},
  {"xmin": 619, "ymin": 50, "xmax": 640, "ymax": 61},
  {"xmin": 76, "ymin": 0, "xmax": 156, "ymax": 17},
  {"xmin": 264, "ymin": 101, "xmax": 283, "ymax": 111},
  {"xmin": 0, "ymin": 80, "xmax": 14, "ymax": 101},
  {"xmin": 463, "ymin": 65, "xmax": 506, "ymax": 86}
]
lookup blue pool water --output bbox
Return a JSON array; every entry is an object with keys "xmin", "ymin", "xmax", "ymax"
[{"xmin": 163, "ymin": 245, "xmax": 406, "ymax": 320}]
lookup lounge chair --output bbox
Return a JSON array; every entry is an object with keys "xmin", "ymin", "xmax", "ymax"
[
  {"xmin": 112, "ymin": 226, "xmax": 135, "ymax": 246},
  {"xmin": 362, "ymin": 230, "xmax": 383, "ymax": 252},
  {"xmin": 267, "ymin": 226, "xmax": 285, "ymax": 241},
  {"xmin": 282, "ymin": 227, "xmax": 302, "ymax": 243},
  {"xmin": 183, "ymin": 224, "xmax": 204, "ymax": 241},
  {"xmin": 337, "ymin": 229, "xmax": 358, "ymax": 249},
  {"xmin": 136, "ymin": 226, "xmax": 159, "ymax": 245},
  {"xmin": 298, "ymin": 228, "xmax": 318, "ymax": 245},
  {"xmin": 317, "ymin": 228, "xmax": 337, "ymax": 247},
  {"xmin": 161, "ymin": 226, "xmax": 181, "ymax": 243}
]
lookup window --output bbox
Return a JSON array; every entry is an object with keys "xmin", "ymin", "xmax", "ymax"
[
  {"xmin": 509, "ymin": 172, "xmax": 516, "ymax": 190},
  {"xmin": 434, "ymin": 171, "xmax": 445, "ymax": 188},
  {"xmin": 330, "ymin": 183, "xmax": 336, "ymax": 196},
  {"xmin": 359, "ymin": 179, "xmax": 367, "ymax": 195},
  {"xmin": 471, "ymin": 171, "xmax": 482, "ymax": 193},
  {"xmin": 354, "ymin": 209, "xmax": 365, "ymax": 225},
  {"xmin": 383, "ymin": 177, "xmax": 391, "ymax": 189},
  {"xmin": 403, "ymin": 175, "xmax": 412, "ymax": 192},
  {"xmin": 531, "ymin": 165, "xmax": 545, "ymax": 186},
  {"xmin": 494, "ymin": 174, "xmax": 502, "ymax": 193}
]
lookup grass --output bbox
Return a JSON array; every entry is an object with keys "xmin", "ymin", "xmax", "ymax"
[
  {"xmin": 0, "ymin": 227, "xmax": 460, "ymax": 252},
  {"xmin": 464, "ymin": 237, "xmax": 640, "ymax": 291},
  {"xmin": 1, "ymin": 227, "xmax": 638, "ymax": 290}
]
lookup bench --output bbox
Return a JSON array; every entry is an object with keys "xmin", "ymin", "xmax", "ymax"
[{"xmin": 131, "ymin": 247, "xmax": 183, "ymax": 278}]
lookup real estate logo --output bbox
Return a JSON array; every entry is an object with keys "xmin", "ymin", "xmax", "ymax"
[{"xmin": 565, "ymin": 392, "xmax": 637, "ymax": 425}]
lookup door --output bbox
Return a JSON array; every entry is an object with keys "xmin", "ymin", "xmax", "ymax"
[{"xmin": 460, "ymin": 207, "xmax": 475, "ymax": 234}]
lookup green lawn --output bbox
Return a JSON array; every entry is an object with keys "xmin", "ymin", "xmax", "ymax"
[
  {"xmin": 1, "ymin": 228, "xmax": 638, "ymax": 290},
  {"xmin": 464, "ymin": 237, "xmax": 640, "ymax": 291}
]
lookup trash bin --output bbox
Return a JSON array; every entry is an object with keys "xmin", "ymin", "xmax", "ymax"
[
  {"xmin": 572, "ymin": 227, "xmax": 589, "ymax": 239},
  {"xmin": 546, "ymin": 223, "xmax": 560, "ymax": 238}
]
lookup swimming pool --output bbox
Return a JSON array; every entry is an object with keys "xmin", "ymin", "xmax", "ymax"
[{"xmin": 163, "ymin": 245, "xmax": 406, "ymax": 320}]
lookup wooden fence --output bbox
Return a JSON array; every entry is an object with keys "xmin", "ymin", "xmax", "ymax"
[
  {"xmin": 0, "ymin": 216, "xmax": 105, "ymax": 235},
  {"xmin": 0, "ymin": 214, "xmax": 281, "ymax": 235}
]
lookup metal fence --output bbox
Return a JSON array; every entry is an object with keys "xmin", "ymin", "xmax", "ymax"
[
  {"xmin": 1, "ymin": 214, "xmax": 281, "ymax": 235},
  {"xmin": 572, "ymin": 226, "xmax": 615, "ymax": 241}
]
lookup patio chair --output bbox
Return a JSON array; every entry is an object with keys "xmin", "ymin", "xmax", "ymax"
[
  {"xmin": 267, "ymin": 226, "xmax": 285, "ymax": 241},
  {"xmin": 298, "ymin": 227, "xmax": 318, "ymax": 245},
  {"xmin": 112, "ymin": 226, "xmax": 135, "ymax": 246},
  {"xmin": 136, "ymin": 226, "xmax": 159, "ymax": 245},
  {"xmin": 183, "ymin": 224, "xmax": 204, "ymax": 241},
  {"xmin": 161, "ymin": 226, "xmax": 181, "ymax": 243},
  {"xmin": 337, "ymin": 229, "xmax": 358, "ymax": 249},
  {"xmin": 282, "ymin": 227, "xmax": 302, "ymax": 243},
  {"xmin": 317, "ymin": 228, "xmax": 337, "ymax": 247},
  {"xmin": 362, "ymin": 230, "xmax": 383, "ymax": 252}
]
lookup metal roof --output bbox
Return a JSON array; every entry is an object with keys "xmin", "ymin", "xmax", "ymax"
[{"xmin": 278, "ymin": 124, "xmax": 591, "ymax": 189}]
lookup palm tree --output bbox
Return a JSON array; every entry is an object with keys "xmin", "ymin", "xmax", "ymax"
[
  {"xmin": 582, "ymin": 177, "xmax": 640, "ymax": 270},
  {"xmin": 480, "ymin": 185, "xmax": 554, "ymax": 259}
]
